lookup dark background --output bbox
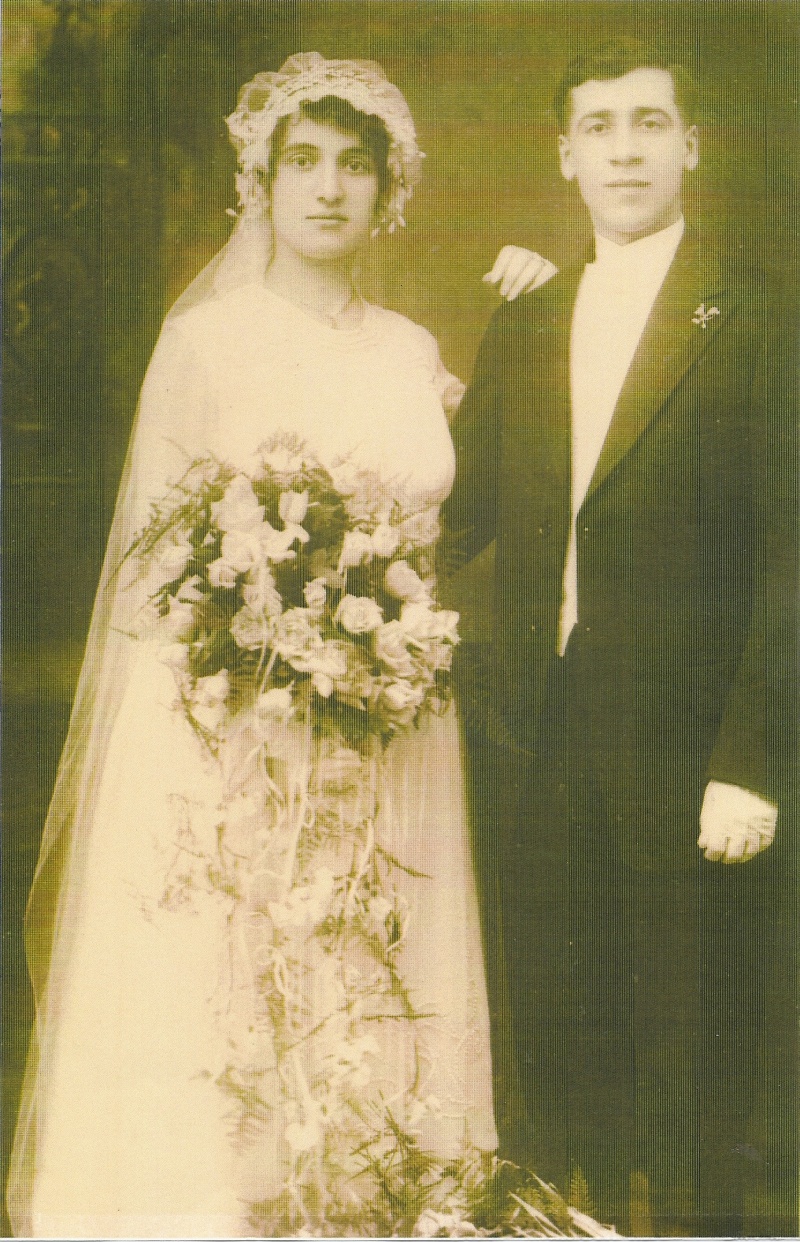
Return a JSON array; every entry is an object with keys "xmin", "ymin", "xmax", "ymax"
[{"xmin": 3, "ymin": 1, "xmax": 798, "ymax": 1233}]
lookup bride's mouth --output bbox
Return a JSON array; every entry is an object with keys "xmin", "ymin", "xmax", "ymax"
[{"xmin": 307, "ymin": 214, "xmax": 348, "ymax": 225}]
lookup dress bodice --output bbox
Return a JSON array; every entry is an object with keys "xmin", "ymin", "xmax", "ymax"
[{"xmin": 134, "ymin": 284, "xmax": 463, "ymax": 520}]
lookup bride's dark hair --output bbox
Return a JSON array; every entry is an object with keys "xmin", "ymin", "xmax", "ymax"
[{"xmin": 265, "ymin": 95, "xmax": 392, "ymax": 198}]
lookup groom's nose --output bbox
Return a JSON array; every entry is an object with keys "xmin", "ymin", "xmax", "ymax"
[{"xmin": 608, "ymin": 122, "xmax": 644, "ymax": 164}]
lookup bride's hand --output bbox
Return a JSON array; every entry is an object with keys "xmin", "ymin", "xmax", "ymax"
[{"xmin": 483, "ymin": 246, "xmax": 558, "ymax": 301}]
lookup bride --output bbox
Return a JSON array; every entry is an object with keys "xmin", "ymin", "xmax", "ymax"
[{"xmin": 7, "ymin": 54, "xmax": 550, "ymax": 1239}]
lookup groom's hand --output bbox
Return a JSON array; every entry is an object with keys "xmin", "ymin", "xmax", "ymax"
[
  {"xmin": 697, "ymin": 780, "xmax": 778, "ymax": 863},
  {"xmin": 483, "ymin": 246, "xmax": 558, "ymax": 301}
]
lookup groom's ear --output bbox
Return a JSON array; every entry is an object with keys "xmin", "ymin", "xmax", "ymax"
[
  {"xmin": 683, "ymin": 123, "xmax": 699, "ymax": 172},
  {"xmin": 557, "ymin": 134, "xmax": 576, "ymax": 181}
]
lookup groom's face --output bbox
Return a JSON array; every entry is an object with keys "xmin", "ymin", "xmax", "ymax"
[{"xmin": 558, "ymin": 67, "xmax": 698, "ymax": 244}]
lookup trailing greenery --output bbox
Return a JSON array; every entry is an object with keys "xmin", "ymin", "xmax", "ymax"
[{"xmin": 248, "ymin": 1117, "xmax": 619, "ymax": 1238}]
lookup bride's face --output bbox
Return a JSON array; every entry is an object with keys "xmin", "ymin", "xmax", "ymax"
[{"xmin": 268, "ymin": 118, "xmax": 381, "ymax": 262}]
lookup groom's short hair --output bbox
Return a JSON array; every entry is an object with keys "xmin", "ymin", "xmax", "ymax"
[{"xmin": 553, "ymin": 37, "xmax": 699, "ymax": 130}]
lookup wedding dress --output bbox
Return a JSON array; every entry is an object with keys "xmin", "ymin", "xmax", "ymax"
[{"xmin": 9, "ymin": 285, "xmax": 497, "ymax": 1239}]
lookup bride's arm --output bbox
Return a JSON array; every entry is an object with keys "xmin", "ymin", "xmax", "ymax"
[{"xmin": 483, "ymin": 246, "xmax": 558, "ymax": 301}]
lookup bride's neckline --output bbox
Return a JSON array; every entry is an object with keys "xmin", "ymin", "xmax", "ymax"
[{"xmin": 257, "ymin": 284, "xmax": 372, "ymax": 333}]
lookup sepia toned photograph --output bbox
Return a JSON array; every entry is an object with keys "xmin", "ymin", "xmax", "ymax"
[{"xmin": 3, "ymin": 1, "xmax": 797, "ymax": 1238}]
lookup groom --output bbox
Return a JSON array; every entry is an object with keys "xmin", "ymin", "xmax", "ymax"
[{"xmin": 443, "ymin": 39, "xmax": 794, "ymax": 1237}]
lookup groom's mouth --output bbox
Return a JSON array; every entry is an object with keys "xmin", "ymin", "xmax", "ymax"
[{"xmin": 606, "ymin": 180, "xmax": 650, "ymax": 189}]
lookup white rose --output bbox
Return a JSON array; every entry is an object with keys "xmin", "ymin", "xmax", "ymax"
[
  {"xmin": 230, "ymin": 605, "xmax": 271, "ymax": 650},
  {"xmin": 244, "ymin": 569, "xmax": 284, "ymax": 617},
  {"xmin": 221, "ymin": 529, "xmax": 262, "ymax": 574},
  {"xmin": 425, "ymin": 640, "xmax": 454, "ymax": 671},
  {"xmin": 397, "ymin": 602, "xmax": 438, "ymax": 643},
  {"xmin": 304, "ymin": 640, "xmax": 349, "ymax": 698},
  {"xmin": 193, "ymin": 669, "xmax": 229, "ymax": 707},
  {"xmin": 335, "ymin": 594, "xmax": 384, "ymax": 635},
  {"xmin": 412, "ymin": 1209, "xmax": 477, "ymax": 1239},
  {"xmin": 255, "ymin": 687, "xmax": 294, "ymax": 720},
  {"xmin": 303, "ymin": 577, "xmax": 327, "ymax": 612},
  {"xmin": 207, "ymin": 558, "xmax": 238, "ymax": 589},
  {"xmin": 272, "ymin": 608, "xmax": 322, "ymax": 668},
  {"xmin": 396, "ymin": 507, "xmax": 441, "ymax": 548},
  {"xmin": 176, "ymin": 574, "xmax": 204, "ymax": 602},
  {"xmin": 375, "ymin": 620, "xmax": 416, "ymax": 676},
  {"xmin": 190, "ymin": 670, "xmax": 230, "ymax": 732},
  {"xmin": 313, "ymin": 644, "xmax": 350, "ymax": 677},
  {"xmin": 382, "ymin": 680, "xmax": 425, "ymax": 713},
  {"xmin": 311, "ymin": 673, "xmax": 333, "ymax": 698},
  {"xmin": 384, "ymin": 560, "xmax": 430, "ymax": 604},
  {"xmin": 211, "ymin": 475, "xmax": 264, "ymax": 532},
  {"xmin": 279, "ymin": 489, "xmax": 309, "ymax": 525},
  {"xmin": 400, "ymin": 602, "xmax": 459, "ymax": 645},
  {"xmin": 370, "ymin": 523, "xmax": 401, "ymax": 559},
  {"xmin": 429, "ymin": 608, "xmax": 460, "ymax": 645},
  {"xmin": 152, "ymin": 533, "xmax": 193, "ymax": 585},
  {"xmin": 259, "ymin": 521, "xmax": 301, "ymax": 562},
  {"xmin": 337, "ymin": 529, "xmax": 374, "ymax": 573}
]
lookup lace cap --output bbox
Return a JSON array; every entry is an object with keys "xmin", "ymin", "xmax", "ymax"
[{"xmin": 226, "ymin": 52, "xmax": 424, "ymax": 233}]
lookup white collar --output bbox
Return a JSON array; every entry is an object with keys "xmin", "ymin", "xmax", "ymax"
[{"xmin": 592, "ymin": 216, "xmax": 685, "ymax": 273}]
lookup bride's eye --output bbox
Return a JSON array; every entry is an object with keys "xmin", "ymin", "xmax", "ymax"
[
  {"xmin": 343, "ymin": 154, "xmax": 374, "ymax": 174},
  {"xmin": 283, "ymin": 149, "xmax": 317, "ymax": 169}
]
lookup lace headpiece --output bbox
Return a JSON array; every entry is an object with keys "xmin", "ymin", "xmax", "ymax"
[{"xmin": 227, "ymin": 52, "xmax": 424, "ymax": 232}]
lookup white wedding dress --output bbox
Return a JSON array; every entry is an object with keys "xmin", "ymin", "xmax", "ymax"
[{"xmin": 10, "ymin": 286, "xmax": 496, "ymax": 1239}]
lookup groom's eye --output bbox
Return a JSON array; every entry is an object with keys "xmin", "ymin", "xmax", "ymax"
[
  {"xmin": 581, "ymin": 119, "xmax": 609, "ymax": 135},
  {"xmin": 639, "ymin": 115, "xmax": 669, "ymax": 131}
]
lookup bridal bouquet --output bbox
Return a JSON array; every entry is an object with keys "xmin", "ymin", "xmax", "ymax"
[
  {"xmin": 127, "ymin": 434, "xmax": 459, "ymax": 753},
  {"xmin": 121, "ymin": 436, "xmax": 469, "ymax": 1230},
  {"xmin": 120, "ymin": 436, "xmax": 617, "ymax": 1239}
]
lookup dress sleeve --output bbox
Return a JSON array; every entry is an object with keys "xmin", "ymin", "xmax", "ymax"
[
  {"xmin": 411, "ymin": 322, "xmax": 465, "ymax": 423},
  {"xmin": 433, "ymin": 353, "xmax": 466, "ymax": 423},
  {"xmin": 127, "ymin": 318, "xmax": 217, "ymax": 532}
]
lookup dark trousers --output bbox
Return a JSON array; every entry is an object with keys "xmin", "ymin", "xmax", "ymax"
[{"xmin": 502, "ymin": 655, "xmax": 784, "ymax": 1236}]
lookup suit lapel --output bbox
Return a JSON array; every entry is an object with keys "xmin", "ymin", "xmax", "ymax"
[
  {"xmin": 584, "ymin": 233, "xmax": 730, "ymax": 505},
  {"xmin": 526, "ymin": 265, "xmax": 583, "ymax": 495}
]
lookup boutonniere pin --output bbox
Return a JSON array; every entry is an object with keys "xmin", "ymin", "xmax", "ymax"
[{"xmin": 692, "ymin": 302, "xmax": 720, "ymax": 329}]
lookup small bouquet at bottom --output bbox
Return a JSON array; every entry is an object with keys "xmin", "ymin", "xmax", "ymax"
[{"xmin": 123, "ymin": 434, "xmax": 460, "ymax": 753}]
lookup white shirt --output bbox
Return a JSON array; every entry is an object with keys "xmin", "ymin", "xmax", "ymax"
[{"xmin": 558, "ymin": 216, "xmax": 685, "ymax": 654}]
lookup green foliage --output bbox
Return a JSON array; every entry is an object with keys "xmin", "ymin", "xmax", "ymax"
[{"xmin": 567, "ymin": 1167, "xmax": 595, "ymax": 1220}]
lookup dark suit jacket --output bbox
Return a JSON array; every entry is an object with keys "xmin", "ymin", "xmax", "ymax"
[{"xmin": 442, "ymin": 232, "xmax": 795, "ymax": 871}]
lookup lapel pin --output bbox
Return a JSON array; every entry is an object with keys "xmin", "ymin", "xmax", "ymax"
[{"xmin": 692, "ymin": 303, "xmax": 720, "ymax": 329}]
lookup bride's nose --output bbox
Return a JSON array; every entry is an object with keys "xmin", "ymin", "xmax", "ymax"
[{"xmin": 315, "ymin": 157, "xmax": 344, "ymax": 202}]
